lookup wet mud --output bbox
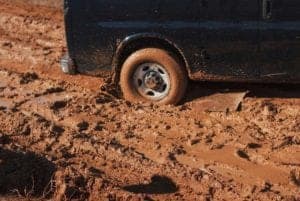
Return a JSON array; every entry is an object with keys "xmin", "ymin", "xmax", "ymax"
[{"xmin": 0, "ymin": 1, "xmax": 299, "ymax": 201}]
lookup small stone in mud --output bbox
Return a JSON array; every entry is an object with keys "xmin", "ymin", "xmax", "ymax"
[
  {"xmin": 236, "ymin": 149, "xmax": 250, "ymax": 161},
  {"xmin": 2, "ymin": 41, "xmax": 13, "ymax": 48},
  {"xmin": 191, "ymin": 169, "xmax": 204, "ymax": 182},
  {"xmin": 187, "ymin": 138, "xmax": 200, "ymax": 146},
  {"xmin": 290, "ymin": 169, "xmax": 300, "ymax": 186},
  {"xmin": 167, "ymin": 153, "xmax": 177, "ymax": 161},
  {"xmin": 154, "ymin": 142, "xmax": 161, "ymax": 150},
  {"xmin": 175, "ymin": 146, "xmax": 186, "ymax": 155},
  {"xmin": 106, "ymin": 193, "xmax": 117, "ymax": 201},
  {"xmin": 262, "ymin": 102, "xmax": 277, "ymax": 116},
  {"xmin": 204, "ymin": 132, "xmax": 215, "ymax": 144},
  {"xmin": 179, "ymin": 105, "xmax": 189, "ymax": 111},
  {"xmin": 125, "ymin": 131, "xmax": 135, "ymax": 139},
  {"xmin": 87, "ymin": 167, "xmax": 104, "ymax": 177},
  {"xmin": 247, "ymin": 143, "xmax": 262, "ymax": 149},
  {"xmin": 210, "ymin": 143, "xmax": 224, "ymax": 150},
  {"xmin": 43, "ymin": 48, "xmax": 53, "ymax": 56},
  {"xmin": 19, "ymin": 72, "xmax": 39, "ymax": 84},
  {"xmin": 94, "ymin": 123, "xmax": 104, "ymax": 131},
  {"xmin": 260, "ymin": 182, "xmax": 272, "ymax": 192},
  {"xmin": 205, "ymin": 136, "xmax": 213, "ymax": 144},
  {"xmin": 124, "ymin": 101, "xmax": 132, "ymax": 107},
  {"xmin": 165, "ymin": 125, "xmax": 171, "ymax": 130},
  {"xmin": 50, "ymin": 100, "xmax": 68, "ymax": 110},
  {"xmin": 44, "ymin": 87, "xmax": 64, "ymax": 94},
  {"xmin": 50, "ymin": 125, "xmax": 65, "ymax": 135},
  {"xmin": 95, "ymin": 94, "xmax": 113, "ymax": 104},
  {"xmin": 77, "ymin": 121, "xmax": 89, "ymax": 131}
]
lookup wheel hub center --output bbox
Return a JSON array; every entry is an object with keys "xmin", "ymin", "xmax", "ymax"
[{"xmin": 144, "ymin": 71, "xmax": 163, "ymax": 90}]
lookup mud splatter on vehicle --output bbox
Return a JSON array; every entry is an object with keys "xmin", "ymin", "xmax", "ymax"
[{"xmin": 0, "ymin": 1, "xmax": 299, "ymax": 201}]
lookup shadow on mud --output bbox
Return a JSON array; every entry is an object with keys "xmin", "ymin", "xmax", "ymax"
[
  {"xmin": 184, "ymin": 81, "xmax": 300, "ymax": 103},
  {"xmin": 0, "ymin": 148, "xmax": 56, "ymax": 197},
  {"xmin": 123, "ymin": 175, "xmax": 178, "ymax": 194}
]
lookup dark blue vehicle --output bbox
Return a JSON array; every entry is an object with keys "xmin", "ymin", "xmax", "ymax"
[{"xmin": 62, "ymin": 0, "xmax": 300, "ymax": 104}]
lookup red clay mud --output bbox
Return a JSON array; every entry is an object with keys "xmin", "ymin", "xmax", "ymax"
[{"xmin": 0, "ymin": 1, "xmax": 299, "ymax": 201}]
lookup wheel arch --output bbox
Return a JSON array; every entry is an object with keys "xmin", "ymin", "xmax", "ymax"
[{"xmin": 112, "ymin": 33, "xmax": 190, "ymax": 84}]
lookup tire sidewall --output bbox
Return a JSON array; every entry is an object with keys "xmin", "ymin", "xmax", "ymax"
[{"xmin": 120, "ymin": 48, "xmax": 187, "ymax": 105}]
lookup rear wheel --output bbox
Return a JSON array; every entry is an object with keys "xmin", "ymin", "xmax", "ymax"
[{"xmin": 119, "ymin": 48, "xmax": 188, "ymax": 105}]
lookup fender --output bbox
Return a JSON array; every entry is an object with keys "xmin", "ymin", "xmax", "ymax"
[{"xmin": 112, "ymin": 33, "xmax": 191, "ymax": 83}]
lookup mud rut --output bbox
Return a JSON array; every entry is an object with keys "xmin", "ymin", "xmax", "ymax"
[{"xmin": 0, "ymin": 1, "xmax": 299, "ymax": 201}]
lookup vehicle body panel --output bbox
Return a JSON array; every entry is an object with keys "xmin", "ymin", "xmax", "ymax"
[
  {"xmin": 258, "ymin": 0, "xmax": 300, "ymax": 82},
  {"xmin": 64, "ymin": 0, "xmax": 300, "ymax": 82}
]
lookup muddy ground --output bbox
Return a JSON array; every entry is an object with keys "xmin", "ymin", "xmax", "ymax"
[{"xmin": 0, "ymin": 1, "xmax": 299, "ymax": 201}]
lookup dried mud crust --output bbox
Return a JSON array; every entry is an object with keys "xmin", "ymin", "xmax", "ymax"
[{"xmin": 0, "ymin": 1, "xmax": 300, "ymax": 201}]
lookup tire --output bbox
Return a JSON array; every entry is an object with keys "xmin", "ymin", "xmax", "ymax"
[{"xmin": 119, "ymin": 48, "xmax": 188, "ymax": 105}]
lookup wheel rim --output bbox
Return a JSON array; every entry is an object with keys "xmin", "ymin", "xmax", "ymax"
[{"xmin": 133, "ymin": 62, "xmax": 170, "ymax": 101}]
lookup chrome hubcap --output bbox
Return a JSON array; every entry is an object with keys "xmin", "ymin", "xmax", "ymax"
[
  {"xmin": 144, "ymin": 71, "xmax": 163, "ymax": 90},
  {"xmin": 133, "ymin": 63, "xmax": 170, "ymax": 101}
]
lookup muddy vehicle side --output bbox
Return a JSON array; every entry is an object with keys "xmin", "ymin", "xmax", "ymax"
[{"xmin": 63, "ymin": 0, "xmax": 300, "ymax": 104}]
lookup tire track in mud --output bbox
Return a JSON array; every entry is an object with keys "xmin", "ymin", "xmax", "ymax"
[
  {"xmin": 0, "ymin": 1, "xmax": 299, "ymax": 200},
  {"xmin": 1, "ymin": 69, "xmax": 299, "ymax": 200},
  {"xmin": 0, "ymin": 70, "xmax": 232, "ymax": 200}
]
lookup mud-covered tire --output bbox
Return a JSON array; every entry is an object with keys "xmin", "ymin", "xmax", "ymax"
[{"xmin": 119, "ymin": 48, "xmax": 188, "ymax": 105}]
